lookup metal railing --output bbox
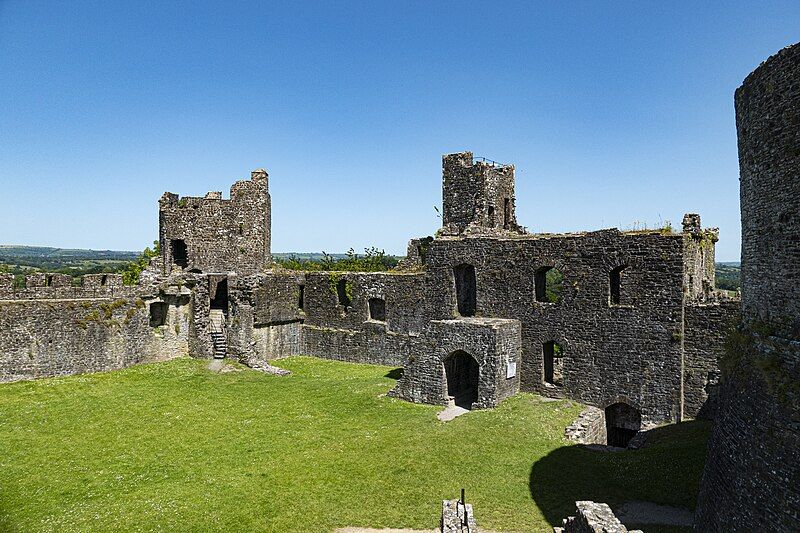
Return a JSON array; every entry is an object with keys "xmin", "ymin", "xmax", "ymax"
[{"xmin": 473, "ymin": 156, "xmax": 509, "ymax": 168}]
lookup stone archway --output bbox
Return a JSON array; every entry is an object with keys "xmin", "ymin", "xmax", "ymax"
[
  {"xmin": 444, "ymin": 351, "xmax": 479, "ymax": 409},
  {"xmin": 605, "ymin": 402, "xmax": 641, "ymax": 447}
]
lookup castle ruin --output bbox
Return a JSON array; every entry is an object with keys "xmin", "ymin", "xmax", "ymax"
[
  {"xmin": 0, "ymin": 151, "xmax": 739, "ymax": 445},
  {"xmin": 5, "ymin": 41, "xmax": 799, "ymax": 530}
]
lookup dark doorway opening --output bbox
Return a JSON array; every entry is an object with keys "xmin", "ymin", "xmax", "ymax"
[
  {"xmin": 605, "ymin": 402, "xmax": 641, "ymax": 447},
  {"xmin": 149, "ymin": 302, "xmax": 167, "ymax": 327},
  {"xmin": 453, "ymin": 264, "xmax": 477, "ymax": 317},
  {"xmin": 444, "ymin": 351, "xmax": 479, "ymax": 409},
  {"xmin": 210, "ymin": 277, "xmax": 229, "ymax": 314},
  {"xmin": 368, "ymin": 298, "xmax": 386, "ymax": 321},
  {"xmin": 543, "ymin": 341, "xmax": 564, "ymax": 386},
  {"xmin": 171, "ymin": 239, "xmax": 188, "ymax": 268},
  {"xmin": 610, "ymin": 265, "xmax": 627, "ymax": 305}
]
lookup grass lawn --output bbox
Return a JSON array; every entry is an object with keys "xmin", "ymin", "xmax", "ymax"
[{"xmin": 0, "ymin": 357, "xmax": 710, "ymax": 532}]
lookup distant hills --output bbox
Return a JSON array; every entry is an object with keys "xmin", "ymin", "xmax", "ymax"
[
  {"xmin": 0, "ymin": 245, "xmax": 742, "ymax": 291},
  {"xmin": 0, "ymin": 245, "xmax": 138, "ymax": 262}
]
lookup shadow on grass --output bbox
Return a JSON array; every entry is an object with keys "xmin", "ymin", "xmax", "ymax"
[
  {"xmin": 384, "ymin": 368, "xmax": 403, "ymax": 380},
  {"xmin": 529, "ymin": 420, "xmax": 711, "ymax": 528}
]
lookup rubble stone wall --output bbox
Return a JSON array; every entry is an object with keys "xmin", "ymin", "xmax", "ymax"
[
  {"xmin": 158, "ymin": 169, "xmax": 271, "ymax": 276},
  {"xmin": 421, "ymin": 231, "xmax": 687, "ymax": 425},
  {"xmin": 683, "ymin": 299, "xmax": 740, "ymax": 419},
  {"xmin": 0, "ymin": 294, "xmax": 181, "ymax": 382}
]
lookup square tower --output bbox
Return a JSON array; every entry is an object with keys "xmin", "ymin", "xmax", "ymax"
[
  {"xmin": 158, "ymin": 169, "xmax": 271, "ymax": 276},
  {"xmin": 441, "ymin": 151, "xmax": 520, "ymax": 235}
]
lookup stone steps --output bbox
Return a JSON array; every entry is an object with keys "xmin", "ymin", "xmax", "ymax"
[{"xmin": 209, "ymin": 309, "xmax": 227, "ymax": 359}]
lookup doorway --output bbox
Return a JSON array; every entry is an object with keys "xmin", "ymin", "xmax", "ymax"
[
  {"xmin": 605, "ymin": 402, "xmax": 641, "ymax": 447},
  {"xmin": 444, "ymin": 351, "xmax": 479, "ymax": 409}
]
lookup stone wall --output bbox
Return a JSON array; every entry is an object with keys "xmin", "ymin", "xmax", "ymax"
[
  {"xmin": 555, "ymin": 501, "xmax": 639, "ymax": 533},
  {"xmin": 421, "ymin": 229, "xmax": 687, "ymax": 425},
  {"xmin": 0, "ymin": 273, "xmax": 127, "ymax": 300},
  {"xmin": 390, "ymin": 317, "xmax": 522, "ymax": 408},
  {"xmin": 695, "ymin": 42, "xmax": 800, "ymax": 531},
  {"xmin": 0, "ymin": 295, "xmax": 178, "ymax": 382},
  {"xmin": 0, "ymin": 269, "xmax": 194, "ymax": 382},
  {"xmin": 158, "ymin": 169, "xmax": 271, "ymax": 276},
  {"xmin": 683, "ymin": 299, "xmax": 740, "ymax": 419},
  {"xmin": 564, "ymin": 406, "xmax": 607, "ymax": 445},
  {"xmin": 228, "ymin": 270, "xmax": 428, "ymax": 367}
]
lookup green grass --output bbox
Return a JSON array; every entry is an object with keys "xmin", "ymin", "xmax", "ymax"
[{"xmin": 0, "ymin": 357, "xmax": 710, "ymax": 532}]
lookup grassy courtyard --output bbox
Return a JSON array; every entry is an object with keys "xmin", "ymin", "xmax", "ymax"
[{"xmin": 0, "ymin": 357, "xmax": 710, "ymax": 532}]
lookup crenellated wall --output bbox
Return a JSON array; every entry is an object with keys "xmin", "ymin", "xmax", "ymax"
[
  {"xmin": 0, "ymin": 273, "xmax": 127, "ymax": 300},
  {"xmin": 0, "ymin": 270, "xmax": 192, "ymax": 382},
  {"xmin": 159, "ymin": 169, "xmax": 271, "ymax": 276}
]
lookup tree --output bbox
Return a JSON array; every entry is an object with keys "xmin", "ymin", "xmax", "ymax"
[{"xmin": 121, "ymin": 241, "xmax": 160, "ymax": 285}]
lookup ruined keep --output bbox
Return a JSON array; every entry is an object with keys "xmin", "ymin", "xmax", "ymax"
[
  {"xmin": 695, "ymin": 43, "xmax": 800, "ymax": 530},
  {"xmin": 0, "ymin": 146, "xmax": 739, "ymax": 445},
  {"xmin": 159, "ymin": 169, "xmax": 271, "ymax": 276}
]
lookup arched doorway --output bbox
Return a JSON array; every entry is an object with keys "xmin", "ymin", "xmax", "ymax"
[
  {"xmin": 605, "ymin": 402, "xmax": 641, "ymax": 447},
  {"xmin": 444, "ymin": 351, "xmax": 479, "ymax": 409}
]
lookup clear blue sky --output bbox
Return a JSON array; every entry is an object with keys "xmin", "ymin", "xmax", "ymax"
[{"xmin": 1, "ymin": 2, "xmax": 798, "ymax": 261}]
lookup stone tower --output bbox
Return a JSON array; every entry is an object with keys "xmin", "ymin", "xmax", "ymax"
[
  {"xmin": 695, "ymin": 43, "xmax": 800, "ymax": 530},
  {"xmin": 158, "ymin": 169, "xmax": 271, "ymax": 276},
  {"xmin": 441, "ymin": 151, "xmax": 521, "ymax": 235}
]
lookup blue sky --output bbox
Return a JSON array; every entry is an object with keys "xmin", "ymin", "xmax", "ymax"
[{"xmin": 1, "ymin": 2, "xmax": 798, "ymax": 260}]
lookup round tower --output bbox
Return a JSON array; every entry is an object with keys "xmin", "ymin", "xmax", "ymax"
[{"xmin": 695, "ymin": 43, "xmax": 800, "ymax": 530}]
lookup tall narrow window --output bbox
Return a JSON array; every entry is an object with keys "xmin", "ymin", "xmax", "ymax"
[
  {"xmin": 535, "ymin": 266, "xmax": 563, "ymax": 303},
  {"xmin": 368, "ymin": 298, "xmax": 386, "ymax": 321},
  {"xmin": 543, "ymin": 341, "xmax": 563, "ymax": 386},
  {"xmin": 453, "ymin": 264, "xmax": 477, "ymax": 317},
  {"xmin": 45, "ymin": 274, "xmax": 53, "ymax": 287},
  {"xmin": 298, "ymin": 284, "xmax": 305, "ymax": 310},
  {"xmin": 503, "ymin": 198, "xmax": 510, "ymax": 229},
  {"xmin": 610, "ymin": 265, "xmax": 627, "ymax": 306},
  {"xmin": 336, "ymin": 278, "xmax": 352, "ymax": 308},
  {"xmin": 100, "ymin": 274, "xmax": 108, "ymax": 286},
  {"xmin": 171, "ymin": 239, "xmax": 188, "ymax": 268}
]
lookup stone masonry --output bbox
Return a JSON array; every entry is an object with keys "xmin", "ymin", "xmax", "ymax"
[
  {"xmin": 0, "ymin": 146, "xmax": 737, "ymax": 431},
  {"xmin": 694, "ymin": 42, "xmax": 800, "ymax": 531},
  {"xmin": 159, "ymin": 169, "xmax": 271, "ymax": 276}
]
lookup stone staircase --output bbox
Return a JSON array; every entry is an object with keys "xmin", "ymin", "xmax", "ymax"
[{"xmin": 209, "ymin": 309, "xmax": 227, "ymax": 359}]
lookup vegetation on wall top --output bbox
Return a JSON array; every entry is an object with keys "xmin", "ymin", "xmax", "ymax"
[{"xmin": 275, "ymin": 247, "xmax": 399, "ymax": 272}]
